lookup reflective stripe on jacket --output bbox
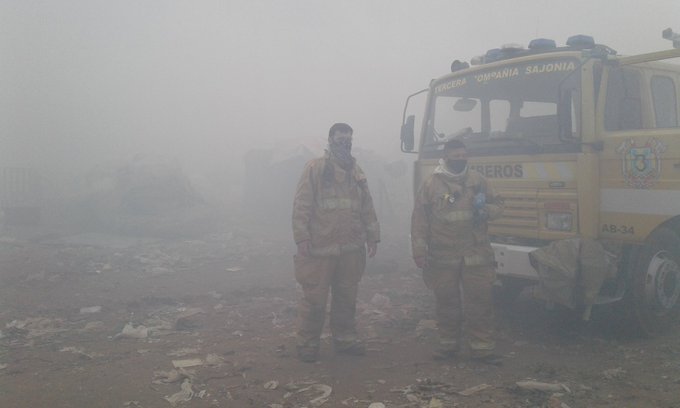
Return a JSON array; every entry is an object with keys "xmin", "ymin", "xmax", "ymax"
[
  {"xmin": 293, "ymin": 152, "xmax": 380, "ymax": 256},
  {"xmin": 411, "ymin": 168, "xmax": 503, "ymax": 266}
]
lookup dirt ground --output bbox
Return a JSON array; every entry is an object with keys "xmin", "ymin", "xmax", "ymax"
[{"xmin": 1, "ymin": 223, "xmax": 680, "ymax": 408}]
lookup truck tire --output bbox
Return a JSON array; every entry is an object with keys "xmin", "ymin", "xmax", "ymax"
[{"xmin": 631, "ymin": 227, "xmax": 680, "ymax": 336}]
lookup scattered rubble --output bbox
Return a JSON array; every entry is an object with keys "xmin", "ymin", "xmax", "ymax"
[
  {"xmin": 264, "ymin": 380, "xmax": 279, "ymax": 390},
  {"xmin": 172, "ymin": 359, "xmax": 204, "ymax": 369},
  {"xmin": 458, "ymin": 383, "xmax": 492, "ymax": 396},
  {"xmin": 174, "ymin": 308, "xmax": 205, "ymax": 330},
  {"xmin": 164, "ymin": 379, "xmax": 195, "ymax": 406},
  {"xmin": 153, "ymin": 369, "xmax": 193, "ymax": 384},
  {"xmin": 602, "ymin": 367, "xmax": 626, "ymax": 380},
  {"xmin": 283, "ymin": 382, "xmax": 333, "ymax": 407},
  {"xmin": 59, "ymin": 346, "xmax": 101, "ymax": 359},
  {"xmin": 79, "ymin": 306, "xmax": 102, "ymax": 314},
  {"xmin": 5, "ymin": 317, "xmax": 66, "ymax": 339},
  {"xmin": 516, "ymin": 380, "xmax": 570, "ymax": 393},
  {"xmin": 116, "ymin": 323, "xmax": 149, "ymax": 339},
  {"xmin": 1, "ymin": 228, "xmax": 678, "ymax": 407}
]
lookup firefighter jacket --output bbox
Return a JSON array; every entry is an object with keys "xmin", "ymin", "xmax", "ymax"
[
  {"xmin": 411, "ymin": 164, "xmax": 503, "ymax": 267},
  {"xmin": 293, "ymin": 152, "xmax": 380, "ymax": 257}
]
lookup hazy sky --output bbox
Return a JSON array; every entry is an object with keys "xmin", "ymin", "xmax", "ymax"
[{"xmin": 1, "ymin": 0, "xmax": 679, "ymax": 173}]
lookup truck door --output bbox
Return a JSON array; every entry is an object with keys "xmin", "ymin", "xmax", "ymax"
[{"xmin": 598, "ymin": 65, "xmax": 680, "ymax": 242}]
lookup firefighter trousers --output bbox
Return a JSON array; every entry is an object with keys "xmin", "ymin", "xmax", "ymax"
[
  {"xmin": 294, "ymin": 249, "xmax": 366, "ymax": 351},
  {"xmin": 423, "ymin": 262, "xmax": 496, "ymax": 356}
]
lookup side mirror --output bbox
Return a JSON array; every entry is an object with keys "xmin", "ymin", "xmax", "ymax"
[{"xmin": 401, "ymin": 115, "xmax": 416, "ymax": 152}]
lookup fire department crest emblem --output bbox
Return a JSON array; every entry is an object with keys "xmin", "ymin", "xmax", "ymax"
[{"xmin": 616, "ymin": 138, "xmax": 667, "ymax": 189}]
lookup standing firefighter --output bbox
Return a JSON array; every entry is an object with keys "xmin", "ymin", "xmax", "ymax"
[
  {"xmin": 292, "ymin": 123, "xmax": 380, "ymax": 363},
  {"xmin": 411, "ymin": 139, "xmax": 504, "ymax": 363}
]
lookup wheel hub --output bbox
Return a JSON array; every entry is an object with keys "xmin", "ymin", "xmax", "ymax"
[{"xmin": 645, "ymin": 250, "xmax": 680, "ymax": 312}]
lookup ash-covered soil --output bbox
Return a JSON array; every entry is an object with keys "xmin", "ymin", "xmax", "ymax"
[{"xmin": 1, "ymin": 226, "xmax": 679, "ymax": 408}]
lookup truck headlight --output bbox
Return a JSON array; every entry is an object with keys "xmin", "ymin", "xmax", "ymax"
[{"xmin": 546, "ymin": 213, "xmax": 573, "ymax": 231}]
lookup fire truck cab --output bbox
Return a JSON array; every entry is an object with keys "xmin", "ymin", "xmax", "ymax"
[{"xmin": 401, "ymin": 30, "xmax": 680, "ymax": 334}]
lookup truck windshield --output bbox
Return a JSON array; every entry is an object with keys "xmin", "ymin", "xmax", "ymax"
[{"xmin": 423, "ymin": 57, "xmax": 581, "ymax": 155}]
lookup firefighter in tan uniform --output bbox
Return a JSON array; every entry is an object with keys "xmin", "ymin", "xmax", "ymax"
[
  {"xmin": 292, "ymin": 123, "xmax": 380, "ymax": 363},
  {"xmin": 411, "ymin": 139, "xmax": 503, "ymax": 363}
]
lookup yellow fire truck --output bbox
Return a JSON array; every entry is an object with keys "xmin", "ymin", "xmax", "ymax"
[{"xmin": 401, "ymin": 29, "xmax": 680, "ymax": 335}]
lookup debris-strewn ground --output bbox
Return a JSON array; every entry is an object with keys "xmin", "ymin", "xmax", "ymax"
[{"xmin": 1, "ymin": 225, "xmax": 679, "ymax": 408}]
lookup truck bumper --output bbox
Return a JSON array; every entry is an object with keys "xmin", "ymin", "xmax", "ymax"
[{"xmin": 491, "ymin": 243, "xmax": 539, "ymax": 280}]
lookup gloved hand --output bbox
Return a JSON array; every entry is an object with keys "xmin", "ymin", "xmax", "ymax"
[
  {"xmin": 473, "ymin": 192, "xmax": 488, "ymax": 225},
  {"xmin": 296, "ymin": 240, "xmax": 311, "ymax": 257},
  {"xmin": 414, "ymin": 256, "xmax": 429, "ymax": 269},
  {"xmin": 473, "ymin": 192, "xmax": 486, "ymax": 210},
  {"xmin": 367, "ymin": 241, "xmax": 378, "ymax": 258}
]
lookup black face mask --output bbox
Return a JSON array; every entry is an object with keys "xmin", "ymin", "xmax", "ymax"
[
  {"xmin": 446, "ymin": 159, "xmax": 467, "ymax": 174},
  {"xmin": 329, "ymin": 138, "xmax": 353, "ymax": 166}
]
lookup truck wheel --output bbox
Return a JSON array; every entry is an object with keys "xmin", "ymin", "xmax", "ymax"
[{"xmin": 631, "ymin": 227, "xmax": 680, "ymax": 336}]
